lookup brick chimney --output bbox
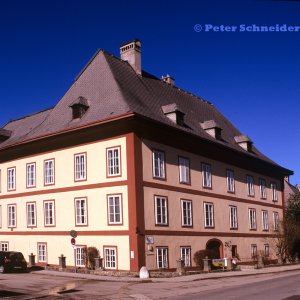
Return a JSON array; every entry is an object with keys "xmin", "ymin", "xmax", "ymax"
[{"xmin": 120, "ymin": 39, "xmax": 142, "ymax": 75}]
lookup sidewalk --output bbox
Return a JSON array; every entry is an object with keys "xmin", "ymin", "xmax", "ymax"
[{"xmin": 31, "ymin": 264, "xmax": 300, "ymax": 283}]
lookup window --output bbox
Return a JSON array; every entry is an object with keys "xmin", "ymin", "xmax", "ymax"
[
  {"xmin": 156, "ymin": 247, "xmax": 168, "ymax": 269},
  {"xmin": 262, "ymin": 210, "xmax": 269, "ymax": 231},
  {"xmin": 155, "ymin": 196, "xmax": 168, "ymax": 225},
  {"xmin": 27, "ymin": 202, "xmax": 36, "ymax": 227},
  {"xmin": 246, "ymin": 175, "xmax": 255, "ymax": 196},
  {"xmin": 249, "ymin": 208, "xmax": 257, "ymax": 230},
  {"xmin": 226, "ymin": 169, "xmax": 235, "ymax": 193},
  {"xmin": 75, "ymin": 198, "xmax": 87, "ymax": 226},
  {"xmin": 26, "ymin": 163, "xmax": 36, "ymax": 188},
  {"xmin": 0, "ymin": 242, "xmax": 9, "ymax": 251},
  {"xmin": 251, "ymin": 244, "xmax": 257, "ymax": 258},
  {"xmin": 44, "ymin": 159, "xmax": 55, "ymax": 185},
  {"xmin": 74, "ymin": 153, "xmax": 86, "ymax": 181},
  {"xmin": 0, "ymin": 205, "xmax": 2, "ymax": 228},
  {"xmin": 273, "ymin": 212, "xmax": 279, "ymax": 231},
  {"xmin": 44, "ymin": 200, "xmax": 55, "ymax": 226},
  {"xmin": 107, "ymin": 195, "xmax": 122, "ymax": 224},
  {"xmin": 104, "ymin": 247, "xmax": 117, "ymax": 269},
  {"xmin": 178, "ymin": 157, "xmax": 190, "ymax": 184},
  {"xmin": 271, "ymin": 183, "xmax": 278, "ymax": 202},
  {"xmin": 204, "ymin": 202, "xmax": 214, "ymax": 228},
  {"xmin": 229, "ymin": 206, "xmax": 238, "ymax": 229},
  {"xmin": 153, "ymin": 150, "xmax": 165, "ymax": 179},
  {"xmin": 180, "ymin": 247, "xmax": 191, "ymax": 267},
  {"xmin": 7, "ymin": 167, "xmax": 16, "ymax": 191},
  {"xmin": 181, "ymin": 200, "xmax": 192, "ymax": 227},
  {"xmin": 0, "ymin": 170, "xmax": 2, "ymax": 193},
  {"xmin": 37, "ymin": 243, "xmax": 47, "ymax": 263},
  {"xmin": 107, "ymin": 147, "xmax": 121, "ymax": 177},
  {"xmin": 8, "ymin": 204, "xmax": 16, "ymax": 228},
  {"xmin": 259, "ymin": 178, "xmax": 267, "ymax": 199},
  {"xmin": 75, "ymin": 246, "xmax": 85, "ymax": 267},
  {"xmin": 202, "ymin": 163, "xmax": 212, "ymax": 188},
  {"xmin": 264, "ymin": 244, "xmax": 270, "ymax": 257}
]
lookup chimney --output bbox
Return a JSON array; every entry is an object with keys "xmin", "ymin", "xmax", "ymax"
[
  {"xmin": 162, "ymin": 74, "xmax": 175, "ymax": 86},
  {"xmin": 120, "ymin": 39, "xmax": 142, "ymax": 75}
]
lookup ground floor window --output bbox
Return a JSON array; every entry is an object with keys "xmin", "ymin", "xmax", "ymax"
[
  {"xmin": 180, "ymin": 247, "xmax": 191, "ymax": 267},
  {"xmin": 264, "ymin": 244, "xmax": 270, "ymax": 257},
  {"xmin": 156, "ymin": 247, "xmax": 168, "ymax": 269},
  {"xmin": 37, "ymin": 243, "xmax": 47, "ymax": 263},
  {"xmin": 75, "ymin": 246, "xmax": 86, "ymax": 267},
  {"xmin": 0, "ymin": 242, "xmax": 8, "ymax": 251},
  {"xmin": 104, "ymin": 247, "xmax": 117, "ymax": 269},
  {"xmin": 251, "ymin": 244, "xmax": 257, "ymax": 258}
]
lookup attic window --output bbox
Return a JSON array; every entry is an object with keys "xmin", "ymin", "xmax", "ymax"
[
  {"xmin": 234, "ymin": 135, "xmax": 253, "ymax": 152},
  {"xmin": 70, "ymin": 97, "xmax": 89, "ymax": 120},
  {"xmin": 161, "ymin": 103, "xmax": 185, "ymax": 126},
  {"xmin": 201, "ymin": 120, "xmax": 222, "ymax": 140},
  {"xmin": 0, "ymin": 128, "xmax": 12, "ymax": 142}
]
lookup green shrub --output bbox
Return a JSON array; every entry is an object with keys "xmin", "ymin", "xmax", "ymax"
[{"xmin": 193, "ymin": 249, "xmax": 216, "ymax": 270}]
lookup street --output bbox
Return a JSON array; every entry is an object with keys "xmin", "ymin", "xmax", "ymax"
[{"xmin": 1, "ymin": 269, "xmax": 300, "ymax": 299}]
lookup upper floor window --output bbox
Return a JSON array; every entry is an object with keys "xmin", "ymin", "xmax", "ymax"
[
  {"xmin": 0, "ymin": 170, "xmax": 2, "ymax": 193},
  {"xmin": 7, "ymin": 167, "xmax": 16, "ymax": 191},
  {"xmin": 202, "ymin": 163, "xmax": 212, "ymax": 188},
  {"xmin": 262, "ymin": 210, "xmax": 269, "ymax": 231},
  {"xmin": 229, "ymin": 205, "xmax": 238, "ymax": 229},
  {"xmin": 107, "ymin": 147, "xmax": 121, "ymax": 177},
  {"xmin": 259, "ymin": 178, "xmax": 267, "ymax": 199},
  {"xmin": 44, "ymin": 159, "xmax": 55, "ymax": 185},
  {"xmin": 155, "ymin": 196, "xmax": 168, "ymax": 225},
  {"xmin": 246, "ymin": 175, "xmax": 255, "ymax": 196},
  {"xmin": 26, "ymin": 202, "xmax": 36, "ymax": 227},
  {"xmin": 26, "ymin": 163, "xmax": 36, "ymax": 188},
  {"xmin": 273, "ymin": 212, "xmax": 279, "ymax": 231},
  {"xmin": 8, "ymin": 204, "xmax": 16, "ymax": 228},
  {"xmin": 226, "ymin": 169, "xmax": 235, "ymax": 193},
  {"xmin": 107, "ymin": 194, "xmax": 122, "ymax": 225},
  {"xmin": 75, "ymin": 198, "xmax": 88, "ymax": 226},
  {"xmin": 44, "ymin": 200, "xmax": 55, "ymax": 227},
  {"xmin": 181, "ymin": 199, "xmax": 193, "ymax": 227},
  {"xmin": 271, "ymin": 183, "xmax": 278, "ymax": 202},
  {"xmin": 74, "ymin": 153, "xmax": 86, "ymax": 181},
  {"xmin": 204, "ymin": 202, "xmax": 214, "ymax": 228},
  {"xmin": 178, "ymin": 156, "xmax": 190, "ymax": 184},
  {"xmin": 153, "ymin": 150, "xmax": 165, "ymax": 179},
  {"xmin": 249, "ymin": 208, "xmax": 257, "ymax": 230}
]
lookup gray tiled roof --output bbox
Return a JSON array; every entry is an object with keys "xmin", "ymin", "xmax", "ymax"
[{"xmin": 0, "ymin": 49, "xmax": 288, "ymax": 170}]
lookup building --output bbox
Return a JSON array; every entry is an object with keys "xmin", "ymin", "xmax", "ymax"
[{"xmin": 0, "ymin": 39, "xmax": 293, "ymax": 271}]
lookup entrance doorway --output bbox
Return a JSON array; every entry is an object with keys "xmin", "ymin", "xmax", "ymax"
[{"xmin": 206, "ymin": 239, "xmax": 223, "ymax": 258}]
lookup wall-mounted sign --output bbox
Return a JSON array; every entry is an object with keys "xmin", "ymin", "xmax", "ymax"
[{"xmin": 145, "ymin": 236, "xmax": 154, "ymax": 244}]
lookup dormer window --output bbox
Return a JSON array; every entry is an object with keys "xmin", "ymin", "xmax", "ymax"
[
  {"xmin": 234, "ymin": 135, "xmax": 253, "ymax": 152},
  {"xmin": 70, "ymin": 97, "xmax": 89, "ymax": 120},
  {"xmin": 200, "ymin": 120, "xmax": 222, "ymax": 140},
  {"xmin": 0, "ymin": 128, "xmax": 12, "ymax": 142},
  {"xmin": 161, "ymin": 103, "xmax": 185, "ymax": 126}
]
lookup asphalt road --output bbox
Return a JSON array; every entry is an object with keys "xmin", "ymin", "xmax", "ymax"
[{"xmin": 1, "ymin": 269, "xmax": 300, "ymax": 299}]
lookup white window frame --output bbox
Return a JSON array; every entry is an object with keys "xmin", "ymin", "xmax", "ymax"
[
  {"xmin": 251, "ymin": 244, "xmax": 257, "ymax": 258},
  {"xmin": 75, "ymin": 246, "xmax": 85, "ymax": 267},
  {"xmin": 37, "ymin": 243, "xmax": 47, "ymax": 263},
  {"xmin": 75, "ymin": 198, "xmax": 87, "ymax": 226},
  {"xmin": 74, "ymin": 153, "xmax": 86, "ymax": 181},
  {"xmin": 202, "ymin": 163, "xmax": 212, "ymax": 188},
  {"xmin": 229, "ymin": 205, "xmax": 238, "ymax": 229},
  {"xmin": 262, "ymin": 210, "xmax": 269, "ymax": 231},
  {"xmin": 26, "ymin": 163, "xmax": 36, "ymax": 188},
  {"xmin": 259, "ymin": 178, "xmax": 267, "ymax": 199},
  {"xmin": 179, "ymin": 157, "xmax": 190, "ymax": 184},
  {"xmin": 107, "ymin": 147, "xmax": 121, "ymax": 177},
  {"xmin": 107, "ymin": 194, "xmax": 122, "ymax": 225},
  {"xmin": 27, "ymin": 202, "xmax": 36, "ymax": 227},
  {"xmin": 155, "ymin": 196, "xmax": 168, "ymax": 225},
  {"xmin": 249, "ymin": 208, "xmax": 257, "ymax": 230},
  {"xmin": 156, "ymin": 247, "xmax": 168, "ymax": 269},
  {"xmin": 271, "ymin": 183, "xmax": 278, "ymax": 202},
  {"xmin": 181, "ymin": 199, "xmax": 193, "ymax": 227},
  {"xmin": 8, "ymin": 204, "xmax": 16, "ymax": 228},
  {"xmin": 246, "ymin": 175, "xmax": 255, "ymax": 196},
  {"xmin": 226, "ymin": 169, "xmax": 235, "ymax": 193},
  {"xmin": 44, "ymin": 159, "xmax": 55, "ymax": 185},
  {"xmin": 153, "ymin": 150, "xmax": 166, "ymax": 179},
  {"xmin": 44, "ymin": 200, "xmax": 55, "ymax": 227},
  {"xmin": 104, "ymin": 247, "xmax": 117, "ymax": 269},
  {"xmin": 204, "ymin": 202, "xmax": 214, "ymax": 228},
  {"xmin": 0, "ymin": 242, "xmax": 9, "ymax": 251},
  {"xmin": 273, "ymin": 212, "xmax": 279, "ymax": 231},
  {"xmin": 7, "ymin": 167, "xmax": 16, "ymax": 191},
  {"xmin": 180, "ymin": 247, "xmax": 191, "ymax": 267}
]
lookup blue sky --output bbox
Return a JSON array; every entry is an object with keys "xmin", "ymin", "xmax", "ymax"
[{"xmin": 0, "ymin": 0, "xmax": 299, "ymax": 184}]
